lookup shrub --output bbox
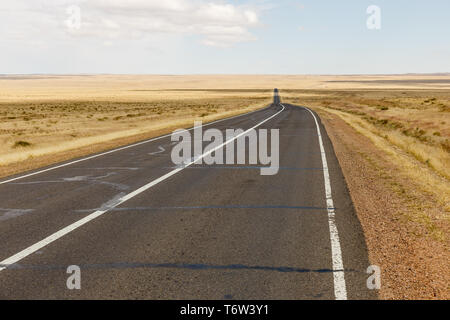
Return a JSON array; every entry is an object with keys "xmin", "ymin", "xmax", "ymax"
[{"xmin": 13, "ymin": 141, "xmax": 32, "ymax": 148}]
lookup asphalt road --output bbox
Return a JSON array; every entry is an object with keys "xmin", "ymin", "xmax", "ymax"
[{"xmin": 0, "ymin": 90, "xmax": 377, "ymax": 300}]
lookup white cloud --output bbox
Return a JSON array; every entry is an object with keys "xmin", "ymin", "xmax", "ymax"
[{"xmin": 1, "ymin": 0, "xmax": 262, "ymax": 47}]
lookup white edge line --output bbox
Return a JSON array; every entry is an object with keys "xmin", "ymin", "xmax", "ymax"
[
  {"xmin": 0, "ymin": 104, "xmax": 273, "ymax": 185},
  {"xmin": 0, "ymin": 104, "xmax": 285, "ymax": 272},
  {"xmin": 300, "ymin": 105, "xmax": 348, "ymax": 300}
]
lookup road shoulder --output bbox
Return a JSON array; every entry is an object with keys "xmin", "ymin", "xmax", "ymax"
[{"xmin": 313, "ymin": 108, "xmax": 449, "ymax": 300}]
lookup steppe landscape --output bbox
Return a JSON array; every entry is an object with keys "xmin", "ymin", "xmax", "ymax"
[{"xmin": 0, "ymin": 74, "xmax": 448, "ymax": 298}]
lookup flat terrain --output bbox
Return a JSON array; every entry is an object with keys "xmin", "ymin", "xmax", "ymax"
[
  {"xmin": 0, "ymin": 77, "xmax": 274, "ymax": 176},
  {"xmin": 0, "ymin": 97, "xmax": 375, "ymax": 299},
  {"xmin": 0, "ymin": 74, "xmax": 448, "ymax": 299},
  {"xmin": 1, "ymin": 74, "xmax": 448, "ymax": 177},
  {"xmin": 281, "ymin": 82, "xmax": 449, "ymax": 299}
]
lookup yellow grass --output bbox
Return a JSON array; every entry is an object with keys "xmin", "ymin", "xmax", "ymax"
[
  {"xmin": 0, "ymin": 74, "xmax": 448, "ymax": 300},
  {"xmin": 1, "ymin": 74, "xmax": 450, "ymax": 102},
  {"xmin": 283, "ymin": 84, "xmax": 449, "ymax": 212},
  {"xmin": 1, "ymin": 74, "xmax": 449, "ymax": 185},
  {"xmin": 0, "ymin": 93, "xmax": 272, "ymax": 168},
  {"xmin": 319, "ymin": 107, "xmax": 450, "ymax": 212}
]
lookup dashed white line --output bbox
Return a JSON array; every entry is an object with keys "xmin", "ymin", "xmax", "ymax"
[
  {"xmin": 148, "ymin": 146, "xmax": 166, "ymax": 155},
  {"xmin": 0, "ymin": 105, "xmax": 285, "ymax": 272}
]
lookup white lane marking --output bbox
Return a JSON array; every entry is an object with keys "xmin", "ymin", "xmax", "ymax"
[
  {"xmin": 148, "ymin": 146, "xmax": 165, "ymax": 155},
  {"xmin": 0, "ymin": 105, "xmax": 285, "ymax": 272},
  {"xmin": 0, "ymin": 105, "xmax": 272, "ymax": 185},
  {"xmin": 0, "ymin": 208, "xmax": 34, "ymax": 222},
  {"xmin": 299, "ymin": 105, "xmax": 348, "ymax": 300}
]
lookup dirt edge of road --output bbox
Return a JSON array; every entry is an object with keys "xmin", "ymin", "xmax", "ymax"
[{"xmin": 314, "ymin": 108, "xmax": 449, "ymax": 300}]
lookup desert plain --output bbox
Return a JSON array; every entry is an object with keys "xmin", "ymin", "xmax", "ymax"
[{"xmin": 0, "ymin": 74, "xmax": 448, "ymax": 299}]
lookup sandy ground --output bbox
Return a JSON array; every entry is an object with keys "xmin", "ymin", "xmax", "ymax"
[{"xmin": 1, "ymin": 74, "xmax": 450, "ymax": 102}]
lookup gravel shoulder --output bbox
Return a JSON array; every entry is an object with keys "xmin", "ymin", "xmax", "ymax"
[{"xmin": 315, "ymin": 108, "xmax": 449, "ymax": 300}]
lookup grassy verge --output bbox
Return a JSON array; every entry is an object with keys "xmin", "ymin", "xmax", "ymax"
[
  {"xmin": 284, "ymin": 89, "xmax": 449, "ymax": 210},
  {"xmin": 0, "ymin": 90, "xmax": 272, "ymax": 178},
  {"xmin": 285, "ymin": 89, "xmax": 449, "ymax": 299}
]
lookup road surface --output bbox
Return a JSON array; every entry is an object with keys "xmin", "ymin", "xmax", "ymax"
[{"xmin": 0, "ymin": 90, "xmax": 377, "ymax": 300}]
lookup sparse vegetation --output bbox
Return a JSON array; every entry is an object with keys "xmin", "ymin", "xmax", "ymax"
[
  {"xmin": 0, "ymin": 77, "xmax": 272, "ymax": 171},
  {"xmin": 0, "ymin": 74, "xmax": 448, "ymax": 300},
  {"xmin": 13, "ymin": 141, "xmax": 31, "ymax": 148},
  {"xmin": 284, "ymin": 88, "xmax": 450, "ymax": 182},
  {"xmin": 296, "ymin": 86, "xmax": 449, "ymax": 300}
]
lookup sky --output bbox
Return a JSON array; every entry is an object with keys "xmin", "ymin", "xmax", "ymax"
[{"xmin": 0, "ymin": 0, "xmax": 449, "ymax": 74}]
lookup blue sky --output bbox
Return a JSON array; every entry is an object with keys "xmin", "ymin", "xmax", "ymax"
[{"xmin": 1, "ymin": 0, "xmax": 449, "ymax": 74}]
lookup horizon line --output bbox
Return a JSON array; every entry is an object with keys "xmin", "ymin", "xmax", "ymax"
[{"xmin": 1, "ymin": 72, "xmax": 450, "ymax": 77}]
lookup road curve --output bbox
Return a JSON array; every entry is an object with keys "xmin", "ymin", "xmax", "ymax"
[{"xmin": 0, "ymin": 90, "xmax": 377, "ymax": 300}]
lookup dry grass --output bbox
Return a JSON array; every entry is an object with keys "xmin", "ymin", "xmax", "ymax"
[
  {"xmin": 1, "ymin": 74, "xmax": 449, "ymax": 102},
  {"xmin": 285, "ymin": 89, "xmax": 449, "ymax": 193},
  {"xmin": 1, "ymin": 74, "xmax": 448, "ymax": 180},
  {"xmin": 321, "ymin": 107, "xmax": 449, "ymax": 212},
  {"xmin": 316, "ymin": 110, "xmax": 449, "ymax": 299},
  {"xmin": 0, "ymin": 74, "xmax": 448, "ymax": 298},
  {"xmin": 284, "ymin": 87, "xmax": 449, "ymax": 242},
  {"xmin": 281, "ymin": 80, "xmax": 449, "ymax": 300},
  {"xmin": 0, "ymin": 82, "xmax": 272, "ymax": 172}
]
